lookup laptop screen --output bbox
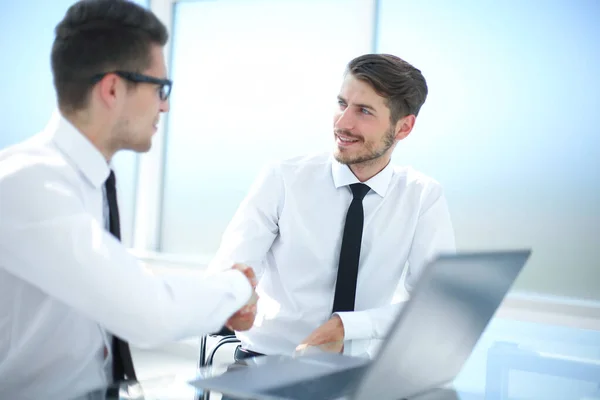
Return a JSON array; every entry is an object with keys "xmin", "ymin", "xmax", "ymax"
[{"xmin": 353, "ymin": 250, "xmax": 531, "ymax": 400}]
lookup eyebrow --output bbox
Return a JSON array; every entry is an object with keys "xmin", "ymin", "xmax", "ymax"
[{"xmin": 337, "ymin": 95, "xmax": 377, "ymax": 114}]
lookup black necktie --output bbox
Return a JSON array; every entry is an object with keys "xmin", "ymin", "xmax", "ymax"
[
  {"xmin": 332, "ymin": 183, "xmax": 371, "ymax": 313},
  {"xmin": 105, "ymin": 170, "xmax": 137, "ymax": 382}
]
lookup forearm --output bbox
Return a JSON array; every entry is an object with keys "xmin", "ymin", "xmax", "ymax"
[{"xmin": 0, "ymin": 215, "xmax": 252, "ymax": 347}]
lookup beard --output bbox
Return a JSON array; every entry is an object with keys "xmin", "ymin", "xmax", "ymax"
[
  {"xmin": 113, "ymin": 117, "xmax": 153, "ymax": 153},
  {"xmin": 333, "ymin": 126, "xmax": 396, "ymax": 165}
]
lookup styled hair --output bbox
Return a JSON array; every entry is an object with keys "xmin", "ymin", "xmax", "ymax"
[
  {"xmin": 51, "ymin": 0, "xmax": 168, "ymax": 113},
  {"xmin": 346, "ymin": 54, "xmax": 428, "ymax": 124}
]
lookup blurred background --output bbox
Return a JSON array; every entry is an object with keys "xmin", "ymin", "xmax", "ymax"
[
  {"xmin": 2, "ymin": 0, "xmax": 598, "ymax": 301},
  {"xmin": 1, "ymin": 1, "xmax": 599, "ymax": 398}
]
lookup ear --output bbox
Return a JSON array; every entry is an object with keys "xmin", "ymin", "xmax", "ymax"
[
  {"xmin": 94, "ymin": 74, "xmax": 122, "ymax": 109},
  {"xmin": 394, "ymin": 114, "xmax": 416, "ymax": 141}
]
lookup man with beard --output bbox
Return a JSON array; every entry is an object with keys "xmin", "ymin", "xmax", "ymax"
[{"xmin": 208, "ymin": 53, "xmax": 455, "ymax": 361}]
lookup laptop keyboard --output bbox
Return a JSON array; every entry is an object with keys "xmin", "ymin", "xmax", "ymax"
[{"xmin": 264, "ymin": 365, "xmax": 367, "ymax": 400}]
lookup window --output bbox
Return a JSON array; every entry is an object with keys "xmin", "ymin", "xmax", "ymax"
[
  {"xmin": 152, "ymin": 0, "xmax": 600, "ymax": 301},
  {"xmin": 377, "ymin": 0, "xmax": 600, "ymax": 300},
  {"xmin": 160, "ymin": 0, "xmax": 375, "ymax": 260},
  {"xmin": 1, "ymin": 0, "xmax": 77, "ymax": 150},
  {"xmin": 1, "ymin": 0, "xmax": 148, "ymax": 246}
]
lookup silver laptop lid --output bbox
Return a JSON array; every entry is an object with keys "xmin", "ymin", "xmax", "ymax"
[{"xmin": 352, "ymin": 250, "xmax": 531, "ymax": 400}]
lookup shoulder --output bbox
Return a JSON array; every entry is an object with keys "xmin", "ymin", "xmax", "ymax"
[
  {"xmin": 271, "ymin": 151, "xmax": 332, "ymax": 176},
  {"xmin": 0, "ymin": 134, "xmax": 80, "ymax": 197},
  {"xmin": 391, "ymin": 164, "xmax": 445, "ymax": 198}
]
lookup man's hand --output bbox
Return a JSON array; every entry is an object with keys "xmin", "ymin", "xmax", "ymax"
[
  {"xmin": 296, "ymin": 315, "xmax": 345, "ymax": 353},
  {"xmin": 232, "ymin": 263, "xmax": 258, "ymax": 289},
  {"xmin": 226, "ymin": 291, "xmax": 258, "ymax": 331},
  {"xmin": 226, "ymin": 263, "xmax": 259, "ymax": 331}
]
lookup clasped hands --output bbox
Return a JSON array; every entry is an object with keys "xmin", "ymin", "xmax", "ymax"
[
  {"xmin": 225, "ymin": 263, "xmax": 259, "ymax": 331},
  {"xmin": 225, "ymin": 263, "xmax": 345, "ymax": 353}
]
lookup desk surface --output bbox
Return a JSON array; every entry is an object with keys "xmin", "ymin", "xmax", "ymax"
[
  {"xmin": 73, "ymin": 317, "xmax": 600, "ymax": 400},
  {"xmin": 75, "ymin": 349, "xmax": 600, "ymax": 400}
]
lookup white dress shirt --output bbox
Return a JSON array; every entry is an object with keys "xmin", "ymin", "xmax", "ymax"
[
  {"xmin": 0, "ymin": 112, "xmax": 252, "ymax": 400},
  {"xmin": 209, "ymin": 152, "xmax": 455, "ymax": 358}
]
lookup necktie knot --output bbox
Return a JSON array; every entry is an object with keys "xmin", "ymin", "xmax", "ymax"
[
  {"xmin": 105, "ymin": 170, "xmax": 116, "ymax": 190},
  {"xmin": 350, "ymin": 183, "xmax": 370, "ymax": 201}
]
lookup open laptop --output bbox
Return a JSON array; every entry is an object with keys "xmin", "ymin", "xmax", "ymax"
[{"xmin": 190, "ymin": 250, "xmax": 531, "ymax": 400}]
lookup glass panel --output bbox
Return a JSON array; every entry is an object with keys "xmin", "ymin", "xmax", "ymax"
[
  {"xmin": 161, "ymin": 0, "xmax": 374, "ymax": 258},
  {"xmin": 377, "ymin": 0, "xmax": 600, "ymax": 300}
]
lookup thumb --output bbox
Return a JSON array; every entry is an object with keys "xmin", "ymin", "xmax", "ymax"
[{"xmin": 295, "ymin": 343, "xmax": 309, "ymax": 352}]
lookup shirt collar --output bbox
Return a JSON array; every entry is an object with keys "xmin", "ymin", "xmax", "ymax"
[
  {"xmin": 46, "ymin": 110, "xmax": 111, "ymax": 189},
  {"xmin": 331, "ymin": 156, "xmax": 394, "ymax": 197}
]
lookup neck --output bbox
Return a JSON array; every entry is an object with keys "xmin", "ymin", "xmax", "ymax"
[
  {"xmin": 349, "ymin": 155, "xmax": 391, "ymax": 182},
  {"xmin": 63, "ymin": 110, "xmax": 116, "ymax": 162}
]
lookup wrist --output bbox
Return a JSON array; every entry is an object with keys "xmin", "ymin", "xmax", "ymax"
[{"xmin": 331, "ymin": 314, "xmax": 345, "ymax": 339}]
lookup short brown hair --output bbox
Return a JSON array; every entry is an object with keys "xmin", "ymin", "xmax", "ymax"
[
  {"xmin": 51, "ymin": 0, "xmax": 168, "ymax": 114},
  {"xmin": 346, "ymin": 54, "xmax": 428, "ymax": 124}
]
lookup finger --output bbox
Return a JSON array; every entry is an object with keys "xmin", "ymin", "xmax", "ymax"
[
  {"xmin": 238, "ymin": 312, "xmax": 255, "ymax": 321},
  {"xmin": 245, "ymin": 271, "xmax": 258, "ymax": 288},
  {"xmin": 297, "ymin": 335, "xmax": 313, "ymax": 346},
  {"xmin": 241, "ymin": 266, "xmax": 257, "ymax": 286},
  {"xmin": 295, "ymin": 343, "xmax": 309, "ymax": 352},
  {"xmin": 233, "ymin": 263, "xmax": 252, "ymax": 275},
  {"xmin": 233, "ymin": 263, "xmax": 258, "ymax": 287},
  {"xmin": 247, "ymin": 292, "xmax": 259, "ymax": 306},
  {"xmin": 240, "ymin": 315, "xmax": 255, "ymax": 324},
  {"xmin": 240, "ymin": 304, "xmax": 257, "ymax": 315}
]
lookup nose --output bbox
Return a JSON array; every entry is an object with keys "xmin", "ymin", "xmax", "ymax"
[
  {"xmin": 334, "ymin": 108, "xmax": 354, "ymax": 131},
  {"xmin": 160, "ymin": 98, "xmax": 170, "ymax": 113}
]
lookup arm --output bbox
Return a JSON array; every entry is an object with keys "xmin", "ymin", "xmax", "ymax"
[
  {"xmin": 0, "ymin": 166, "xmax": 252, "ymax": 348},
  {"xmin": 336, "ymin": 185, "xmax": 456, "ymax": 356},
  {"xmin": 208, "ymin": 163, "xmax": 285, "ymax": 277}
]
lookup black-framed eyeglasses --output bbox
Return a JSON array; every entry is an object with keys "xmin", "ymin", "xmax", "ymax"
[{"xmin": 90, "ymin": 71, "xmax": 173, "ymax": 101}]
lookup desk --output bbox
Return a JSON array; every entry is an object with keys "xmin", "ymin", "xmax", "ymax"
[
  {"xmin": 64, "ymin": 317, "xmax": 600, "ymax": 399},
  {"xmin": 73, "ymin": 345, "xmax": 600, "ymax": 400}
]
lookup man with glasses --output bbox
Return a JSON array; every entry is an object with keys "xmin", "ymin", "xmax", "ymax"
[{"xmin": 0, "ymin": 1, "xmax": 257, "ymax": 399}]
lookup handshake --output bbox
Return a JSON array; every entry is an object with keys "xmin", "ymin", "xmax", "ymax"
[
  {"xmin": 222, "ymin": 263, "xmax": 346, "ymax": 355},
  {"xmin": 226, "ymin": 263, "xmax": 259, "ymax": 332}
]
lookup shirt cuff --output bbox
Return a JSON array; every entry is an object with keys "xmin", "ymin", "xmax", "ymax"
[{"xmin": 334, "ymin": 311, "xmax": 373, "ymax": 341}]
